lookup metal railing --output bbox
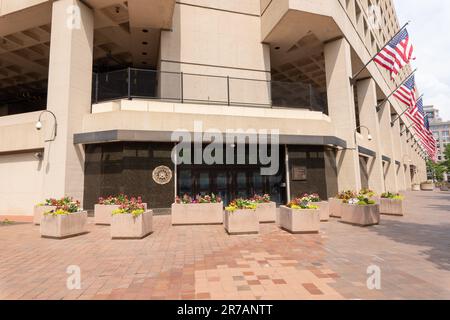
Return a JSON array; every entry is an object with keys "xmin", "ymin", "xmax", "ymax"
[{"xmin": 92, "ymin": 68, "xmax": 328, "ymax": 114}]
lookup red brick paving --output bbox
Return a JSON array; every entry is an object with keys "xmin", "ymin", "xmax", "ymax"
[{"xmin": 0, "ymin": 191, "xmax": 449, "ymax": 300}]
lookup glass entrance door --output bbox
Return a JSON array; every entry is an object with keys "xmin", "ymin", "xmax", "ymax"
[
  {"xmin": 176, "ymin": 145, "xmax": 286, "ymax": 205},
  {"xmin": 177, "ymin": 166, "xmax": 286, "ymax": 205}
]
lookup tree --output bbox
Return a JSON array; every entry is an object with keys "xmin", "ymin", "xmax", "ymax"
[
  {"xmin": 443, "ymin": 144, "xmax": 450, "ymax": 171},
  {"xmin": 427, "ymin": 160, "xmax": 446, "ymax": 182}
]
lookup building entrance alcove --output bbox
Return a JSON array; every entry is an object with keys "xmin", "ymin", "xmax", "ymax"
[{"xmin": 177, "ymin": 145, "xmax": 287, "ymax": 206}]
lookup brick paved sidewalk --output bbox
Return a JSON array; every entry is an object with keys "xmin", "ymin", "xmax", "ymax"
[{"xmin": 0, "ymin": 191, "xmax": 449, "ymax": 300}]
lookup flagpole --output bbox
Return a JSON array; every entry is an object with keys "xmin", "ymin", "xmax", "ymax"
[
  {"xmin": 351, "ymin": 21, "xmax": 411, "ymax": 83},
  {"xmin": 391, "ymin": 93, "xmax": 423, "ymax": 126},
  {"xmin": 407, "ymin": 133, "xmax": 418, "ymax": 143},
  {"xmin": 401, "ymin": 122, "xmax": 414, "ymax": 135},
  {"xmin": 377, "ymin": 68, "xmax": 417, "ymax": 113}
]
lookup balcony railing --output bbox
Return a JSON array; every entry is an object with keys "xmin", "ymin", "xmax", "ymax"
[{"xmin": 92, "ymin": 68, "xmax": 328, "ymax": 114}]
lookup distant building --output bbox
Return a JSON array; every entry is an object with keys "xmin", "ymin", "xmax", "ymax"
[
  {"xmin": 424, "ymin": 106, "xmax": 450, "ymax": 162},
  {"xmin": 424, "ymin": 105, "xmax": 442, "ymax": 122}
]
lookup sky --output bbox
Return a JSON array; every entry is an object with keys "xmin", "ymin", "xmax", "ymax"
[{"xmin": 394, "ymin": 0, "xmax": 450, "ymax": 121}]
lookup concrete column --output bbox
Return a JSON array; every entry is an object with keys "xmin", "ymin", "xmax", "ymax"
[
  {"xmin": 378, "ymin": 102, "xmax": 398, "ymax": 192},
  {"xmin": 356, "ymin": 78, "xmax": 385, "ymax": 194},
  {"xmin": 324, "ymin": 38, "xmax": 361, "ymax": 191},
  {"xmin": 42, "ymin": 0, "xmax": 94, "ymax": 202},
  {"xmin": 391, "ymin": 118, "xmax": 406, "ymax": 190},
  {"xmin": 418, "ymin": 155, "xmax": 427, "ymax": 182},
  {"xmin": 324, "ymin": 147, "xmax": 339, "ymax": 198},
  {"xmin": 406, "ymin": 131, "xmax": 419, "ymax": 185},
  {"xmin": 401, "ymin": 130, "xmax": 412, "ymax": 189}
]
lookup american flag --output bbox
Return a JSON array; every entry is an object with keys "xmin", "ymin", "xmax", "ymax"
[
  {"xmin": 408, "ymin": 98, "xmax": 437, "ymax": 159},
  {"xmin": 393, "ymin": 75, "xmax": 416, "ymax": 108},
  {"xmin": 424, "ymin": 116, "xmax": 438, "ymax": 160},
  {"xmin": 406, "ymin": 96, "xmax": 425, "ymax": 129},
  {"xmin": 374, "ymin": 28, "xmax": 415, "ymax": 78}
]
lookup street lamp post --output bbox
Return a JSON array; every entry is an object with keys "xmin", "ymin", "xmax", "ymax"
[{"xmin": 35, "ymin": 110, "xmax": 58, "ymax": 142}]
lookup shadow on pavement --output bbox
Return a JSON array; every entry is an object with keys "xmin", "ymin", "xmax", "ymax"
[{"xmin": 368, "ymin": 219, "xmax": 450, "ymax": 271}]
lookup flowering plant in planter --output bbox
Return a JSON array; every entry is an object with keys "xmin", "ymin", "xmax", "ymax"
[
  {"xmin": 112, "ymin": 197, "xmax": 145, "ymax": 217},
  {"xmin": 98, "ymin": 194, "xmax": 128, "ymax": 205},
  {"xmin": 359, "ymin": 188, "xmax": 376, "ymax": 198},
  {"xmin": 381, "ymin": 192, "xmax": 404, "ymax": 200},
  {"xmin": 347, "ymin": 195, "xmax": 376, "ymax": 206},
  {"xmin": 175, "ymin": 193, "xmax": 222, "ymax": 204},
  {"xmin": 337, "ymin": 190, "xmax": 358, "ymax": 203},
  {"xmin": 225, "ymin": 199, "xmax": 257, "ymax": 212},
  {"xmin": 300, "ymin": 193, "xmax": 321, "ymax": 202},
  {"xmin": 287, "ymin": 197, "xmax": 318, "ymax": 210},
  {"xmin": 44, "ymin": 197, "xmax": 81, "ymax": 216},
  {"xmin": 250, "ymin": 194, "xmax": 271, "ymax": 203},
  {"xmin": 37, "ymin": 198, "xmax": 59, "ymax": 207}
]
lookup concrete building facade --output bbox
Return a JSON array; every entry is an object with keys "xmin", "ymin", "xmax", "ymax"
[
  {"xmin": 425, "ymin": 105, "xmax": 449, "ymax": 162},
  {"xmin": 0, "ymin": 0, "xmax": 427, "ymax": 217}
]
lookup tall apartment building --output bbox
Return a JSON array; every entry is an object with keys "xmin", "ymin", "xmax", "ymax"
[
  {"xmin": 425, "ymin": 105, "xmax": 449, "ymax": 162},
  {"xmin": 0, "ymin": 0, "xmax": 427, "ymax": 217}
]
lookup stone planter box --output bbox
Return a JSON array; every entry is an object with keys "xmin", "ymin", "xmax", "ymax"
[
  {"xmin": 439, "ymin": 185, "xmax": 448, "ymax": 191},
  {"xmin": 95, "ymin": 204, "xmax": 120, "ymax": 225},
  {"xmin": 95, "ymin": 203, "xmax": 147, "ymax": 225},
  {"xmin": 40, "ymin": 211, "xmax": 88, "ymax": 239},
  {"xmin": 224, "ymin": 209, "xmax": 259, "ymax": 235},
  {"xmin": 380, "ymin": 198, "xmax": 404, "ymax": 216},
  {"xmin": 33, "ymin": 205, "xmax": 56, "ymax": 225},
  {"xmin": 420, "ymin": 183, "xmax": 435, "ymax": 191},
  {"xmin": 341, "ymin": 204, "xmax": 380, "ymax": 227},
  {"xmin": 312, "ymin": 201, "xmax": 330, "ymax": 222},
  {"xmin": 279, "ymin": 206, "xmax": 320, "ymax": 234},
  {"xmin": 328, "ymin": 198, "xmax": 343, "ymax": 218},
  {"xmin": 412, "ymin": 184, "xmax": 421, "ymax": 191},
  {"xmin": 171, "ymin": 202, "xmax": 223, "ymax": 225},
  {"xmin": 255, "ymin": 202, "xmax": 276, "ymax": 223},
  {"xmin": 111, "ymin": 210, "xmax": 153, "ymax": 239},
  {"xmin": 371, "ymin": 196, "xmax": 381, "ymax": 205}
]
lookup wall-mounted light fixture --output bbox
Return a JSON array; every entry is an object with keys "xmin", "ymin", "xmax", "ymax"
[
  {"xmin": 402, "ymin": 154, "xmax": 412, "ymax": 165},
  {"xmin": 355, "ymin": 125, "xmax": 373, "ymax": 142},
  {"xmin": 354, "ymin": 125, "xmax": 372, "ymax": 150},
  {"xmin": 36, "ymin": 110, "xmax": 58, "ymax": 142},
  {"xmin": 344, "ymin": 126, "xmax": 373, "ymax": 152}
]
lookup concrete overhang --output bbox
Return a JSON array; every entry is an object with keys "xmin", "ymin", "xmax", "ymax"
[
  {"xmin": 0, "ymin": 0, "xmax": 50, "ymax": 17},
  {"xmin": 382, "ymin": 155, "xmax": 392, "ymax": 163},
  {"xmin": 261, "ymin": 0, "xmax": 341, "ymax": 45},
  {"xmin": 0, "ymin": 111, "xmax": 45, "ymax": 153},
  {"xmin": 74, "ymin": 129, "xmax": 347, "ymax": 149},
  {"xmin": 81, "ymin": 101, "xmax": 335, "ymax": 135},
  {"xmin": 73, "ymin": 102, "xmax": 344, "ymax": 148},
  {"xmin": 0, "ymin": 1, "xmax": 52, "ymax": 35},
  {"xmin": 127, "ymin": 0, "xmax": 175, "ymax": 30},
  {"xmin": 358, "ymin": 146, "xmax": 376, "ymax": 158}
]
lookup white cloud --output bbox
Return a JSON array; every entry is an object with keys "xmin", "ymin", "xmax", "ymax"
[{"xmin": 395, "ymin": 0, "xmax": 450, "ymax": 120}]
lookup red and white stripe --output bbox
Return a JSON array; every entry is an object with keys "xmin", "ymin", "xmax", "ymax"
[{"xmin": 374, "ymin": 28, "xmax": 415, "ymax": 78}]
